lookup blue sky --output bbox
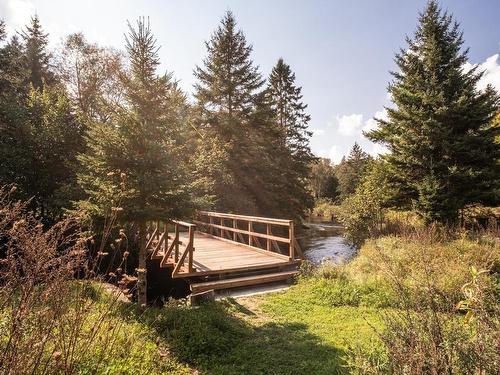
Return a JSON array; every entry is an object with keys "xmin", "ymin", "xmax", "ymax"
[{"xmin": 1, "ymin": 0, "xmax": 499, "ymax": 163}]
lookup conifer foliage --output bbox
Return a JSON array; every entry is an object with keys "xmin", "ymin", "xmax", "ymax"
[
  {"xmin": 192, "ymin": 11, "xmax": 265, "ymax": 213},
  {"xmin": 78, "ymin": 18, "xmax": 191, "ymax": 305},
  {"xmin": 0, "ymin": 16, "xmax": 81, "ymax": 223},
  {"xmin": 335, "ymin": 143, "xmax": 372, "ymax": 201},
  {"xmin": 266, "ymin": 58, "xmax": 315, "ymax": 217},
  {"xmin": 192, "ymin": 12, "xmax": 314, "ymax": 219},
  {"xmin": 21, "ymin": 16, "xmax": 56, "ymax": 89},
  {"xmin": 367, "ymin": 1, "xmax": 499, "ymax": 223}
]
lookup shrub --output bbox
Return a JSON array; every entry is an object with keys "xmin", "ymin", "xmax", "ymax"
[
  {"xmin": 0, "ymin": 187, "xmax": 188, "ymax": 374},
  {"xmin": 311, "ymin": 198, "xmax": 337, "ymax": 220}
]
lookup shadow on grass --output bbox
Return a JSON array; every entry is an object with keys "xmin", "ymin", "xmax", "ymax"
[{"xmin": 118, "ymin": 299, "xmax": 347, "ymax": 375}]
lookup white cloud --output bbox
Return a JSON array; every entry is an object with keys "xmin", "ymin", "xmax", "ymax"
[
  {"xmin": 370, "ymin": 143, "xmax": 388, "ymax": 157},
  {"xmin": 310, "ymin": 128, "xmax": 325, "ymax": 136},
  {"xmin": 476, "ymin": 54, "xmax": 500, "ymax": 93},
  {"xmin": 327, "ymin": 145, "xmax": 343, "ymax": 164},
  {"xmin": 362, "ymin": 108, "xmax": 388, "ymax": 133},
  {"xmin": 463, "ymin": 54, "xmax": 500, "ymax": 93},
  {"xmin": 336, "ymin": 113, "xmax": 363, "ymax": 136}
]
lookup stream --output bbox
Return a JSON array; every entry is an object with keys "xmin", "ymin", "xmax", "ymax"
[{"xmin": 301, "ymin": 220, "xmax": 356, "ymax": 265}]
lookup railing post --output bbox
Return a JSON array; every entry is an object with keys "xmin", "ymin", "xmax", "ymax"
[
  {"xmin": 289, "ymin": 221, "xmax": 295, "ymax": 260},
  {"xmin": 174, "ymin": 223, "xmax": 179, "ymax": 262},
  {"xmin": 220, "ymin": 217, "xmax": 224, "ymax": 238},
  {"xmin": 188, "ymin": 225, "xmax": 194, "ymax": 273},
  {"xmin": 163, "ymin": 222, "xmax": 168, "ymax": 253},
  {"xmin": 248, "ymin": 221, "xmax": 253, "ymax": 246},
  {"xmin": 209, "ymin": 216, "xmax": 213, "ymax": 235},
  {"xmin": 233, "ymin": 219, "xmax": 237, "ymax": 242},
  {"xmin": 266, "ymin": 224, "xmax": 271, "ymax": 251}
]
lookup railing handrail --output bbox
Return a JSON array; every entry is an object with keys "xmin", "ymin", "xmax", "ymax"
[
  {"xmin": 192, "ymin": 220, "xmax": 290, "ymax": 243},
  {"xmin": 147, "ymin": 219, "xmax": 196, "ymax": 275},
  {"xmin": 196, "ymin": 211, "xmax": 301, "ymax": 260},
  {"xmin": 171, "ymin": 219, "xmax": 197, "ymax": 228},
  {"xmin": 198, "ymin": 210, "xmax": 292, "ymax": 226}
]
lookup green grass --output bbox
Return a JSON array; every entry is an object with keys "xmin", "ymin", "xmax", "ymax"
[
  {"xmin": 105, "ymin": 278, "xmax": 384, "ymax": 375},
  {"xmin": 79, "ymin": 231, "xmax": 498, "ymax": 374}
]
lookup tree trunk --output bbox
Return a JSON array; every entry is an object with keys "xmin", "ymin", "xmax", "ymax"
[{"xmin": 137, "ymin": 221, "xmax": 147, "ymax": 307}]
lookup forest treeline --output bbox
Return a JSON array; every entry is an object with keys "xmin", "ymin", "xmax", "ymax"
[
  {"xmin": 2, "ymin": 4, "xmax": 498, "ymax": 234},
  {"xmin": 0, "ymin": 12, "xmax": 314, "ymax": 229}
]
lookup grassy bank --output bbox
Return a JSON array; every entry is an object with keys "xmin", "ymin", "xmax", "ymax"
[
  {"xmin": 3, "ymin": 229, "xmax": 498, "ymax": 374},
  {"xmin": 97, "ymin": 284, "xmax": 382, "ymax": 374},
  {"xmin": 87, "ymin": 229, "xmax": 498, "ymax": 374}
]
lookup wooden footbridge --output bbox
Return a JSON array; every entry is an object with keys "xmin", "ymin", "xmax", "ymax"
[{"xmin": 147, "ymin": 211, "xmax": 303, "ymax": 294}]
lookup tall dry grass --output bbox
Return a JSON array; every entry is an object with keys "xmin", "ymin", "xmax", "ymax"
[
  {"xmin": 344, "ymin": 225, "xmax": 500, "ymax": 374},
  {"xmin": 0, "ymin": 186, "xmax": 134, "ymax": 374}
]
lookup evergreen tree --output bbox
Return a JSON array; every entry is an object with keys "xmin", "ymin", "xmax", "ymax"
[
  {"xmin": 267, "ymin": 58, "xmax": 312, "ymax": 158},
  {"xmin": 24, "ymin": 85, "xmax": 83, "ymax": 221},
  {"xmin": 192, "ymin": 11, "xmax": 265, "ymax": 213},
  {"xmin": 78, "ymin": 18, "xmax": 191, "ymax": 305},
  {"xmin": 1, "ymin": 17, "xmax": 81, "ymax": 223},
  {"xmin": 266, "ymin": 58, "xmax": 314, "ymax": 218},
  {"xmin": 21, "ymin": 15, "xmax": 55, "ymax": 89},
  {"xmin": 335, "ymin": 143, "xmax": 372, "ymax": 200},
  {"xmin": 367, "ymin": 1, "xmax": 499, "ymax": 223},
  {"xmin": 0, "ymin": 31, "xmax": 30, "ymax": 190}
]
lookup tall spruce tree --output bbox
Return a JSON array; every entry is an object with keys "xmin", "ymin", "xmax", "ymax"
[
  {"xmin": 0, "ymin": 32, "xmax": 31, "ymax": 192},
  {"xmin": 266, "ymin": 58, "xmax": 314, "ymax": 218},
  {"xmin": 192, "ymin": 11, "xmax": 265, "ymax": 213},
  {"xmin": 267, "ymin": 58, "xmax": 312, "ymax": 157},
  {"xmin": 21, "ymin": 15, "xmax": 55, "ymax": 89},
  {"xmin": 367, "ymin": 1, "xmax": 499, "ymax": 223},
  {"xmin": 78, "ymin": 18, "xmax": 190, "ymax": 305}
]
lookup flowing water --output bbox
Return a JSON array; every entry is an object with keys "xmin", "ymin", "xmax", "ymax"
[{"xmin": 301, "ymin": 220, "xmax": 356, "ymax": 265}]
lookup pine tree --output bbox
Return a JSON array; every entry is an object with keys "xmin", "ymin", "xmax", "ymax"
[
  {"xmin": 78, "ymin": 18, "xmax": 190, "ymax": 305},
  {"xmin": 267, "ymin": 58, "xmax": 312, "ymax": 157},
  {"xmin": 24, "ymin": 85, "xmax": 83, "ymax": 221},
  {"xmin": 21, "ymin": 15, "xmax": 55, "ymax": 89},
  {"xmin": 367, "ymin": 1, "xmax": 499, "ymax": 223},
  {"xmin": 266, "ymin": 58, "xmax": 314, "ymax": 218},
  {"xmin": 0, "ymin": 30, "xmax": 31, "ymax": 196},
  {"xmin": 0, "ymin": 17, "xmax": 81, "ymax": 222},
  {"xmin": 192, "ymin": 11, "xmax": 265, "ymax": 213}
]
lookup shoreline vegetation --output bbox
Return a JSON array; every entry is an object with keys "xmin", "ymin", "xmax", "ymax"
[{"xmin": 1, "ymin": 187, "xmax": 497, "ymax": 373}]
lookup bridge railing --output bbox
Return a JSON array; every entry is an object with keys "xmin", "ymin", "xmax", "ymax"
[
  {"xmin": 147, "ymin": 219, "xmax": 196, "ymax": 276},
  {"xmin": 193, "ymin": 211, "xmax": 303, "ymax": 260}
]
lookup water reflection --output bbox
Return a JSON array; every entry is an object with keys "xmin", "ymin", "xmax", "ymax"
[{"xmin": 301, "ymin": 220, "xmax": 356, "ymax": 265}]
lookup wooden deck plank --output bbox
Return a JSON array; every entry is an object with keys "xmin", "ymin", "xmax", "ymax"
[
  {"xmin": 164, "ymin": 231, "xmax": 298, "ymax": 277},
  {"xmin": 190, "ymin": 270, "xmax": 298, "ymax": 293}
]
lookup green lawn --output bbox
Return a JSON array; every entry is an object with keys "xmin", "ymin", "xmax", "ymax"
[
  {"xmin": 82, "ymin": 233, "xmax": 498, "ymax": 374},
  {"xmin": 110, "ymin": 278, "xmax": 384, "ymax": 375}
]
